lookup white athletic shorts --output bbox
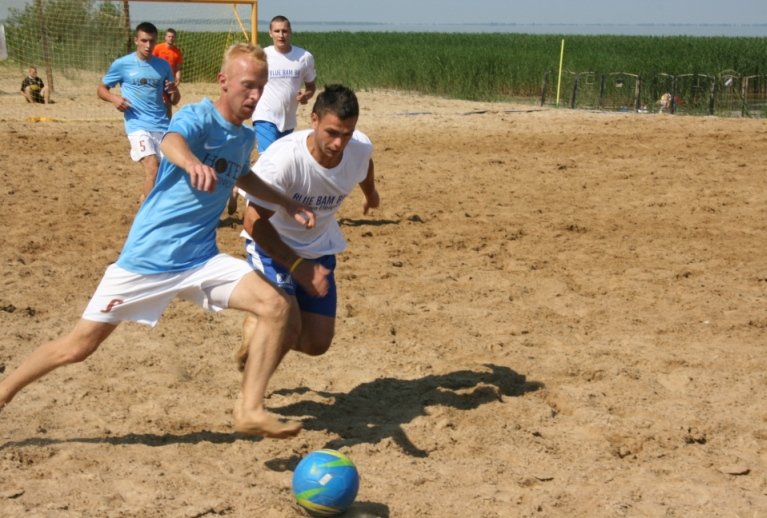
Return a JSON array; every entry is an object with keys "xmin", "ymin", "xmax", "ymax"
[
  {"xmin": 128, "ymin": 130, "xmax": 164, "ymax": 162},
  {"xmin": 82, "ymin": 253, "xmax": 253, "ymax": 326}
]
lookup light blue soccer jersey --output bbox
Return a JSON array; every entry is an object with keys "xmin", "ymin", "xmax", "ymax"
[
  {"xmin": 117, "ymin": 98, "xmax": 255, "ymax": 274},
  {"xmin": 101, "ymin": 53, "xmax": 174, "ymax": 134}
]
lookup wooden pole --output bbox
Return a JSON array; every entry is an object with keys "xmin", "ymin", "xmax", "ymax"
[
  {"xmin": 34, "ymin": 0, "xmax": 54, "ymax": 94},
  {"xmin": 570, "ymin": 74, "xmax": 578, "ymax": 109},
  {"xmin": 252, "ymin": 0, "xmax": 258, "ymax": 44},
  {"xmin": 539, "ymin": 71, "xmax": 548, "ymax": 106},
  {"xmin": 123, "ymin": 0, "xmax": 132, "ymax": 54},
  {"xmin": 598, "ymin": 74, "xmax": 605, "ymax": 109}
]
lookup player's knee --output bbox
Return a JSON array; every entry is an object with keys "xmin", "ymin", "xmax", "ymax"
[
  {"xmin": 297, "ymin": 334, "xmax": 333, "ymax": 356},
  {"xmin": 58, "ymin": 323, "xmax": 111, "ymax": 364},
  {"xmin": 257, "ymin": 290, "xmax": 291, "ymax": 323},
  {"xmin": 64, "ymin": 345, "xmax": 95, "ymax": 363},
  {"xmin": 56, "ymin": 337, "xmax": 100, "ymax": 364},
  {"xmin": 302, "ymin": 343, "xmax": 331, "ymax": 356}
]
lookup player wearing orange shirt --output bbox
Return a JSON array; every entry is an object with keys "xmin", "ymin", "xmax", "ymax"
[{"xmin": 152, "ymin": 28, "xmax": 183, "ymax": 117}]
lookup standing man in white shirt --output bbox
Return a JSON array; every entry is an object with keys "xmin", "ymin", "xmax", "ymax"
[
  {"xmin": 228, "ymin": 14, "xmax": 317, "ymax": 216},
  {"xmin": 253, "ymin": 15, "xmax": 317, "ymax": 152}
]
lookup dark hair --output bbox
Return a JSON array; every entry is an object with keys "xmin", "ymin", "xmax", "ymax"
[
  {"xmin": 270, "ymin": 15, "xmax": 291, "ymax": 30},
  {"xmin": 165, "ymin": 28, "xmax": 177, "ymax": 35},
  {"xmin": 135, "ymin": 22, "xmax": 158, "ymax": 37},
  {"xmin": 312, "ymin": 84, "xmax": 359, "ymax": 121}
]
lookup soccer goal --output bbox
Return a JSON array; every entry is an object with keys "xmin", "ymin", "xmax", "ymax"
[{"xmin": 0, "ymin": 0, "xmax": 259, "ymax": 121}]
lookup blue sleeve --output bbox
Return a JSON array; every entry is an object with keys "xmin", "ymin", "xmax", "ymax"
[{"xmin": 101, "ymin": 58, "xmax": 123, "ymax": 87}]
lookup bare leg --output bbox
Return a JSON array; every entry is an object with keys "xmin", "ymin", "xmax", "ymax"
[
  {"xmin": 0, "ymin": 319, "xmax": 117, "ymax": 412},
  {"xmin": 237, "ymin": 305, "xmax": 335, "ymax": 369},
  {"xmin": 293, "ymin": 311, "xmax": 335, "ymax": 356},
  {"xmin": 235, "ymin": 314, "xmax": 259, "ymax": 372},
  {"xmin": 140, "ymin": 154, "xmax": 160, "ymax": 200},
  {"xmin": 227, "ymin": 272, "xmax": 302, "ymax": 438}
]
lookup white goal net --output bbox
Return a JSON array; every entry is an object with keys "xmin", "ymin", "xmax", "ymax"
[{"xmin": 0, "ymin": 0, "xmax": 257, "ymax": 121}]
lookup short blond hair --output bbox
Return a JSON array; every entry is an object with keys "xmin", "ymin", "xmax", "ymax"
[{"xmin": 221, "ymin": 43, "xmax": 267, "ymax": 73}]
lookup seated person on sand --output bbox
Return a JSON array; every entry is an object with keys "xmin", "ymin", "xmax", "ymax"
[{"xmin": 20, "ymin": 66, "xmax": 50, "ymax": 104}]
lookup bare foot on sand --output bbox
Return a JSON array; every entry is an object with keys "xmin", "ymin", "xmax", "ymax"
[{"xmin": 233, "ymin": 404, "xmax": 302, "ymax": 438}]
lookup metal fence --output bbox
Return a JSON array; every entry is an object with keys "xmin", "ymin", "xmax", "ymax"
[{"xmin": 540, "ymin": 70, "xmax": 767, "ymax": 117}]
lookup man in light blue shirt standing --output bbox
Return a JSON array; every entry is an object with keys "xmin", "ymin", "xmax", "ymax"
[{"xmin": 98, "ymin": 21, "xmax": 180, "ymax": 200}]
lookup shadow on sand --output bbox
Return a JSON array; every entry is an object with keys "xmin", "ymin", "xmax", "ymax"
[
  {"xmin": 1, "ymin": 364, "xmax": 541, "ymax": 458},
  {"xmin": 271, "ymin": 363, "xmax": 542, "ymax": 458}
]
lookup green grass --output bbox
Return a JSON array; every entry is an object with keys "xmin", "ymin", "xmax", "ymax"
[
  {"xmin": 179, "ymin": 31, "xmax": 767, "ymax": 102},
  {"xmin": 287, "ymin": 32, "xmax": 767, "ymax": 102},
  {"xmin": 8, "ymin": 21, "xmax": 767, "ymax": 104}
]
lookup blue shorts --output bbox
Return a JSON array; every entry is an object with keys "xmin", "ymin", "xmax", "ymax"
[
  {"xmin": 254, "ymin": 121, "xmax": 293, "ymax": 153},
  {"xmin": 246, "ymin": 240, "xmax": 337, "ymax": 317}
]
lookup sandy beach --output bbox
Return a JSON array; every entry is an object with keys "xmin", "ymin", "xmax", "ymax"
[{"xmin": 0, "ymin": 78, "xmax": 765, "ymax": 516}]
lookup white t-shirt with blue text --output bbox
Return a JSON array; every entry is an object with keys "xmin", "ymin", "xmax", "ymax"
[
  {"xmin": 252, "ymin": 45, "xmax": 316, "ymax": 132},
  {"xmin": 241, "ymin": 129, "xmax": 372, "ymax": 259}
]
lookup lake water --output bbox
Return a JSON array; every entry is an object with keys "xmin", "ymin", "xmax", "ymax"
[
  {"xmin": 290, "ymin": 22, "xmax": 767, "ymax": 37},
  {"xmin": 3, "ymin": 3, "xmax": 765, "ymax": 38},
  {"xmin": 141, "ymin": 20, "xmax": 767, "ymax": 37}
]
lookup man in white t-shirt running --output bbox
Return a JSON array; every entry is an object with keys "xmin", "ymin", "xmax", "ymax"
[{"xmin": 236, "ymin": 84, "xmax": 379, "ymax": 372}]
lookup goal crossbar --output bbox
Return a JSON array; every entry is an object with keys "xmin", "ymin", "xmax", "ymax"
[{"xmin": 130, "ymin": 0, "xmax": 259, "ymax": 44}]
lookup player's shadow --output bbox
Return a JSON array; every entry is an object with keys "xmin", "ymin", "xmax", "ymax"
[
  {"xmin": 0, "ymin": 429, "xmax": 260, "ymax": 450},
  {"xmin": 271, "ymin": 363, "xmax": 542, "ymax": 458},
  {"xmin": 338, "ymin": 217, "xmax": 399, "ymax": 227},
  {"xmin": 218, "ymin": 214, "xmax": 243, "ymax": 228},
  {"xmin": 0, "ymin": 365, "xmax": 540, "ymax": 455}
]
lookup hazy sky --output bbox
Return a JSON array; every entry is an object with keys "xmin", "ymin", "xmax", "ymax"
[
  {"xmin": 258, "ymin": 0, "xmax": 766, "ymax": 25},
  {"xmin": 2, "ymin": 0, "xmax": 766, "ymax": 26}
]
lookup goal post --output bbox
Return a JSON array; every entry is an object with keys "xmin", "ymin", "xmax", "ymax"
[
  {"xmin": 0, "ymin": 0, "xmax": 259, "ymax": 120},
  {"xmin": 126, "ymin": 0, "xmax": 260, "ymax": 82}
]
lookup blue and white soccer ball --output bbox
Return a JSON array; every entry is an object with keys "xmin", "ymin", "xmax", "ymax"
[{"xmin": 292, "ymin": 449, "xmax": 360, "ymax": 516}]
